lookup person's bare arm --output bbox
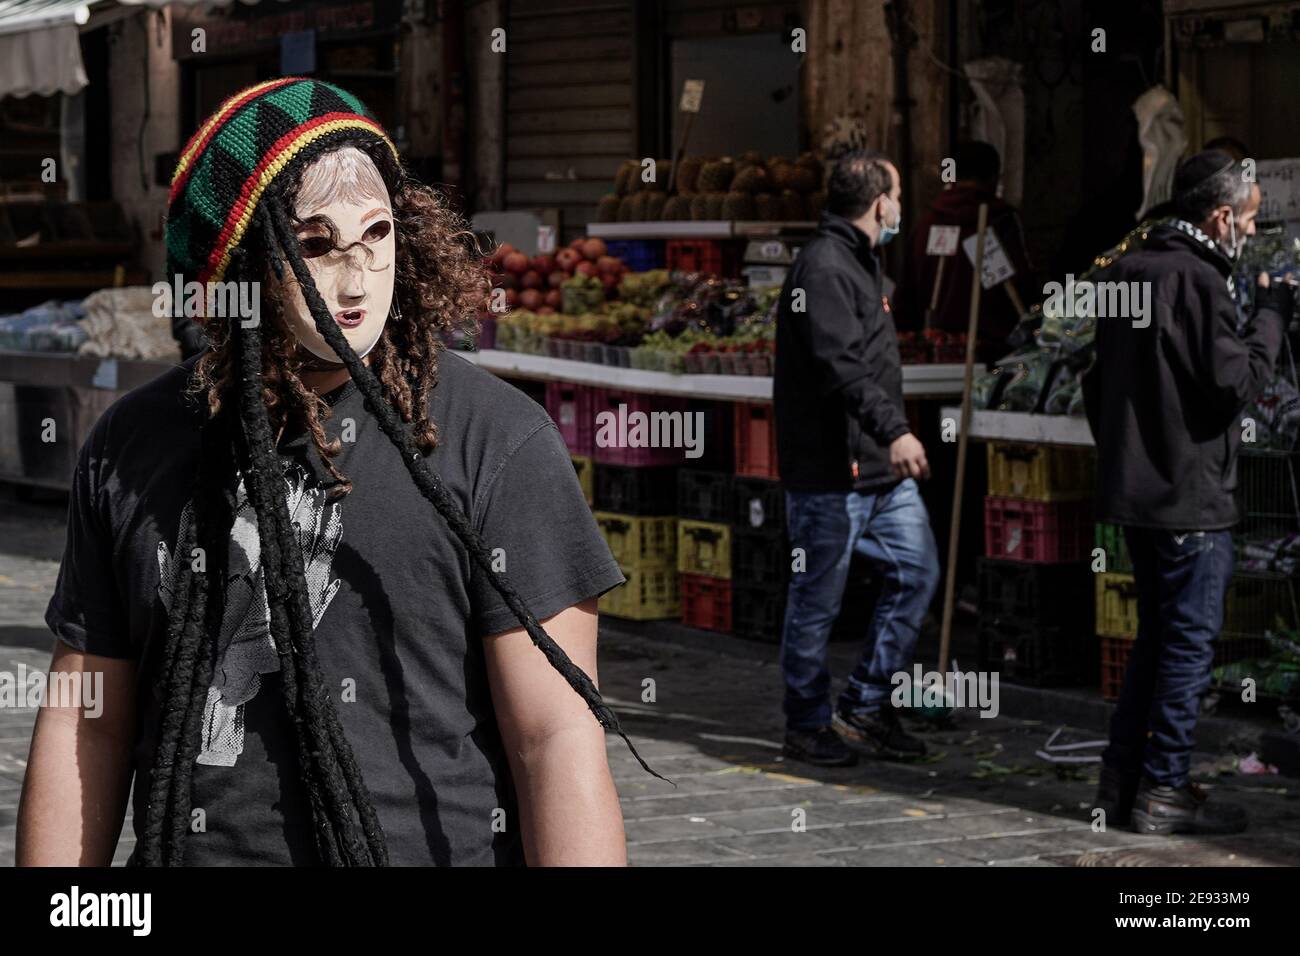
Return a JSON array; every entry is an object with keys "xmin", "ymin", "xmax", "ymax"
[
  {"xmin": 484, "ymin": 599, "xmax": 626, "ymax": 866},
  {"xmin": 15, "ymin": 642, "xmax": 138, "ymax": 866}
]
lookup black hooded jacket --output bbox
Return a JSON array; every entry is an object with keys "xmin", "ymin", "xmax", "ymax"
[
  {"xmin": 1081, "ymin": 221, "xmax": 1285, "ymax": 530},
  {"xmin": 774, "ymin": 211, "xmax": 911, "ymax": 492}
]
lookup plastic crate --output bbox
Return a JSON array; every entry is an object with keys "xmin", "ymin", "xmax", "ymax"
[
  {"xmin": 731, "ymin": 527, "xmax": 789, "ymax": 589},
  {"xmin": 984, "ymin": 496, "xmax": 1092, "ymax": 563},
  {"xmin": 572, "ymin": 455, "xmax": 593, "ymax": 506},
  {"xmin": 987, "ymin": 443, "xmax": 1093, "ymax": 501},
  {"xmin": 977, "ymin": 621, "xmax": 1098, "ymax": 687},
  {"xmin": 600, "ymin": 566, "xmax": 679, "ymax": 620},
  {"xmin": 594, "ymin": 511, "xmax": 677, "ymax": 570},
  {"xmin": 732, "ymin": 476, "xmax": 785, "ymax": 533},
  {"xmin": 1100, "ymin": 635, "xmax": 1133, "ymax": 701},
  {"xmin": 591, "ymin": 388, "xmax": 690, "ymax": 466},
  {"xmin": 680, "ymin": 573, "xmax": 733, "ymax": 632},
  {"xmin": 666, "ymin": 238, "xmax": 742, "ymax": 278},
  {"xmin": 683, "ymin": 398, "xmax": 734, "ymax": 471},
  {"xmin": 1095, "ymin": 572, "xmax": 1139, "ymax": 639},
  {"xmin": 678, "ymin": 519, "xmax": 732, "ymax": 579},
  {"xmin": 593, "ymin": 464, "xmax": 677, "ymax": 515},
  {"xmin": 977, "ymin": 558, "xmax": 1094, "ymax": 630},
  {"xmin": 1221, "ymin": 572, "xmax": 1299, "ymax": 662},
  {"xmin": 605, "ymin": 239, "xmax": 666, "ymax": 272},
  {"xmin": 734, "ymin": 403, "xmax": 778, "ymax": 479},
  {"xmin": 732, "ymin": 582, "xmax": 786, "ymax": 643},
  {"xmin": 677, "ymin": 469, "xmax": 732, "ymax": 522},
  {"xmin": 1094, "ymin": 523, "xmax": 1132, "ymax": 573},
  {"xmin": 1235, "ymin": 450, "xmax": 1300, "ymax": 541},
  {"xmin": 545, "ymin": 381, "xmax": 597, "ymax": 456}
]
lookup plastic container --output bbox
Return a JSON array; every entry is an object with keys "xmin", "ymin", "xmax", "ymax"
[
  {"xmin": 977, "ymin": 558, "xmax": 1094, "ymax": 630},
  {"xmin": 977, "ymin": 621, "xmax": 1098, "ymax": 687},
  {"xmin": 733, "ymin": 402, "xmax": 779, "ymax": 479},
  {"xmin": 600, "ymin": 566, "xmax": 679, "ymax": 620},
  {"xmin": 571, "ymin": 455, "xmax": 593, "ymax": 506},
  {"xmin": 678, "ymin": 519, "xmax": 732, "ymax": 579},
  {"xmin": 605, "ymin": 239, "xmax": 665, "ymax": 272},
  {"xmin": 732, "ymin": 476, "xmax": 784, "ymax": 533},
  {"xmin": 677, "ymin": 469, "xmax": 732, "ymax": 522},
  {"xmin": 987, "ymin": 443, "xmax": 1093, "ymax": 501},
  {"xmin": 1094, "ymin": 523, "xmax": 1132, "ymax": 573},
  {"xmin": 666, "ymin": 238, "xmax": 742, "ymax": 278},
  {"xmin": 730, "ymin": 528, "xmax": 789, "ymax": 589},
  {"xmin": 983, "ymin": 496, "xmax": 1093, "ymax": 563},
  {"xmin": 683, "ymin": 398, "xmax": 734, "ymax": 471},
  {"xmin": 545, "ymin": 381, "xmax": 596, "ymax": 456},
  {"xmin": 591, "ymin": 388, "xmax": 690, "ymax": 466},
  {"xmin": 1095, "ymin": 572, "xmax": 1139, "ymax": 639},
  {"xmin": 1100, "ymin": 635, "xmax": 1133, "ymax": 701},
  {"xmin": 594, "ymin": 464, "xmax": 677, "ymax": 516},
  {"xmin": 594, "ymin": 512, "xmax": 677, "ymax": 570},
  {"xmin": 680, "ymin": 573, "xmax": 733, "ymax": 632},
  {"xmin": 731, "ymin": 582, "xmax": 786, "ymax": 644}
]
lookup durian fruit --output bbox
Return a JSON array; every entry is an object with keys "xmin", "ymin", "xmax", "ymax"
[
  {"xmin": 786, "ymin": 163, "xmax": 819, "ymax": 194},
  {"xmin": 721, "ymin": 191, "xmax": 755, "ymax": 220},
  {"xmin": 780, "ymin": 189, "xmax": 806, "ymax": 221},
  {"xmin": 645, "ymin": 192, "xmax": 666, "ymax": 219},
  {"xmin": 663, "ymin": 195, "xmax": 692, "ymax": 220},
  {"xmin": 690, "ymin": 193, "xmax": 711, "ymax": 221},
  {"xmin": 643, "ymin": 158, "xmax": 672, "ymax": 191},
  {"xmin": 596, "ymin": 193, "xmax": 621, "ymax": 223},
  {"xmin": 755, "ymin": 193, "xmax": 780, "ymax": 221},
  {"xmin": 738, "ymin": 149, "xmax": 763, "ymax": 166},
  {"xmin": 768, "ymin": 160, "xmax": 801, "ymax": 191},
  {"xmin": 677, "ymin": 156, "xmax": 705, "ymax": 194},
  {"xmin": 731, "ymin": 164, "xmax": 769, "ymax": 194},
  {"xmin": 796, "ymin": 150, "xmax": 824, "ymax": 184},
  {"xmin": 705, "ymin": 192, "xmax": 725, "ymax": 219},
  {"xmin": 697, "ymin": 159, "xmax": 735, "ymax": 192},
  {"xmin": 614, "ymin": 159, "xmax": 639, "ymax": 196}
]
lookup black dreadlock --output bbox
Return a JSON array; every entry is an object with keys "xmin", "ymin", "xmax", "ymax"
[{"xmin": 138, "ymin": 190, "xmax": 664, "ymax": 867}]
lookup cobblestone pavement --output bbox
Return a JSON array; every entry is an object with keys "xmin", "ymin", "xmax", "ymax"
[{"xmin": 3, "ymin": 493, "xmax": 1298, "ymax": 867}]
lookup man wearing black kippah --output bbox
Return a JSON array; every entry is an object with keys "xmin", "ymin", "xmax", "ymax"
[{"xmin": 1083, "ymin": 150, "xmax": 1295, "ymax": 836}]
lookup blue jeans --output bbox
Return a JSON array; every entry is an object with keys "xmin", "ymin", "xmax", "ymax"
[
  {"xmin": 780, "ymin": 479, "xmax": 941, "ymax": 730},
  {"xmin": 1103, "ymin": 527, "xmax": 1233, "ymax": 788}
]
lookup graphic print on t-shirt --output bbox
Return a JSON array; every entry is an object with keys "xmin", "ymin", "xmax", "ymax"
[{"xmin": 156, "ymin": 461, "xmax": 343, "ymax": 766}]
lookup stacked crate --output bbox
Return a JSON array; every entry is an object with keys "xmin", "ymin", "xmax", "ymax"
[
  {"xmin": 729, "ymin": 475, "xmax": 788, "ymax": 642},
  {"xmin": 1093, "ymin": 523, "xmax": 1135, "ymax": 700},
  {"xmin": 677, "ymin": 470, "xmax": 733, "ymax": 631},
  {"xmin": 978, "ymin": 443, "xmax": 1096, "ymax": 685}
]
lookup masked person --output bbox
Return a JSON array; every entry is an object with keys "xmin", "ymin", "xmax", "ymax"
[
  {"xmin": 773, "ymin": 149, "xmax": 940, "ymax": 767},
  {"xmin": 1083, "ymin": 150, "xmax": 1294, "ymax": 835},
  {"xmin": 17, "ymin": 79, "xmax": 647, "ymax": 867}
]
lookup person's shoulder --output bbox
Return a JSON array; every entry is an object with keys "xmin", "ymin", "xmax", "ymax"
[
  {"xmin": 431, "ymin": 349, "xmax": 554, "ymax": 444},
  {"xmin": 86, "ymin": 356, "xmax": 203, "ymax": 457}
]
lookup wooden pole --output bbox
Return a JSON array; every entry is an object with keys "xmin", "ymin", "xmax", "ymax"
[
  {"xmin": 938, "ymin": 202, "xmax": 988, "ymax": 675},
  {"xmin": 924, "ymin": 254, "xmax": 947, "ymax": 331}
]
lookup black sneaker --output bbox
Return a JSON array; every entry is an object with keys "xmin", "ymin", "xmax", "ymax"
[
  {"xmin": 783, "ymin": 726, "xmax": 859, "ymax": 767},
  {"xmin": 1130, "ymin": 776, "xmax": 1248, "ymax": 836},
  {"xmin": 832, "ymin": 703, "xmax": 927, "ymax": 759},
  {"xmin": 1094, "ymin": 765, "xmax": 1139, "ymax": 828}
]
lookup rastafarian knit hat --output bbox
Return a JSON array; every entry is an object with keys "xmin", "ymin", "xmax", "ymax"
[{"xmin": 164, "ymin": 77, "xmax": 399, "ymax": 286}]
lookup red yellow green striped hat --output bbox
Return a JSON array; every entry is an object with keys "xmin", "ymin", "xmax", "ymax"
[{"xmin": 165, "ymin": 77, "xmax": 399, "ymax": 287}]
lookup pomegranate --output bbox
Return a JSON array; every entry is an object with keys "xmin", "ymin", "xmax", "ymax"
[
  {"xmin": 531, "ymin": 254, "xmax": 556, "ymax": 275},
  {"xmin": 555, "ymin": 247, "xmax": 580, "ymax": 271},
  {"xmin": 581, "ymin": 237, "xmax": 606, "ymax": 260},
  {"xmin": 521, "ymin": 270, "xmax": 543, "ymax": 290},
  {"xmin": 547, "ymin": 270, "xmax": 567, "ymax": 289},
  {"xmin": 503, "ymin": 251, "xmax": 529, "ymax": 275},
  {"xmin": 519, "ymin": 289, "xmax": 542, "ymax": 310},
  {"xmin": 544, "ymin": 289, "xmax": 562, "ymax": 308},
  {"xmin": 574, "ymin": 260, "xmax": 598, "ymax": 278}
]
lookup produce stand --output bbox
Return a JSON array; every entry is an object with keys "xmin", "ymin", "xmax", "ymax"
[{"xmin": 0, "ymin": 349, "xmax": 176, "ymax": 491}]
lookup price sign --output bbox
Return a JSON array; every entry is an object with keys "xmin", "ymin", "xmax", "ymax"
[
  {"xmin": 961, "ymin": 228, "xmax": 1016, "ymax": 289},
  {"xmin": 679, "ymin": 79, "xmax": 705, "ymax": 114},
  {"xmin": 926, "ymin": 224, "xmax": 961, "ymax": 256}
]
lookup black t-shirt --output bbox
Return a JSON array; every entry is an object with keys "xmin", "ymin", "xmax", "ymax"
[{"xmin": 45, "ymin": 351, "xmax": 625, "ymax": 866}]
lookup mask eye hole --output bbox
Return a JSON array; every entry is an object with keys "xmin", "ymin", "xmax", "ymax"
[
  {"xmin": 298, "ymin": 234, "xmax": 333, "ymax": 259},
  {"xmin": 363, "ymin": 220, "xmax": 392, "ymax": 243}
]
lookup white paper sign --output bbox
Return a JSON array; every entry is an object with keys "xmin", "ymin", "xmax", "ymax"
[
  {"xmin": 536, "ymin": 225, "xmax": 556, "ymax": 254},
  {"xmin": 1258, "ymin": 158, "xmax": 1300, "ymax": 224},
  {"xmin": 926, "ymin": 224, "xmax": 961, "ymax": 256},
  {"xmin": 679, "ymin": 79, "xmax": 705, "ymax": 114},
  {"xmin": 961, "ymin": 228, "xmax": 1015, "ymax": 289}
]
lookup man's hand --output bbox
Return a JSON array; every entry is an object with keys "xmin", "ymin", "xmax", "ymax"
[
  {"xmin": 1256, "ymin": 271, "xmax": 1295, "ymax": 319},
  {"xmin": 889, "ymin": 432, "xmax": 930, "ymax": 480}
]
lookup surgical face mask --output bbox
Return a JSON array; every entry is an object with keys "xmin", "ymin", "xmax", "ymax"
[
  {"xmin": 878, "ymin": 195, "xmax": 901, "ymax": 246},
  {"xmin": 1220, "ymin": 210, "xmax": 1245, "ymax": 261}
]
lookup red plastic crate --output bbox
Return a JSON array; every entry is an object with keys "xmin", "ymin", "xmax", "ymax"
[
  {"xmin": 1100, "ymin": 635, "xmax": 1133, "ymax": 701},
  {"xmin": 983, "ymin": 496, "xmax": 1092, "ymax": 563},
  {"xmin": 591, "ymin": 387, "xmax": 690, "ymax": 466},
  {"xmin": 666, "ymin": 239, "xmax": 742, "ymax": 278},
  {"xmin": 545, "ymin": 381, "xmax": 596, "ymax": 456},
  {"xmin": 733, "ymin": 403, "xmax": 778, "ymax": 479},
  {"xmin": 680, "ymin": 573, "xmax": 733, "ymax": 632}
]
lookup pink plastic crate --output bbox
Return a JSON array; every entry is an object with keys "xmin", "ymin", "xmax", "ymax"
[
  {"xmin": 984, "ymin": 496, "xmax": 1092, "ymax": 563},
  {"xmin": 545, "ymin": 381, "xmax": 596, "ymax": 456},
  {"xmin": 591, "ymin": 388, "xmax": 689, "ymax": 466},
  {"xmin": 734, "ymin": 403, "xmax": 778, "ymax": 479}
]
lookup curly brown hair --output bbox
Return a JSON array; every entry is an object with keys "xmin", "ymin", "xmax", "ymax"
[{"xmin": 186, "ymin": 140, "xmax": 490, "ymax": 496}]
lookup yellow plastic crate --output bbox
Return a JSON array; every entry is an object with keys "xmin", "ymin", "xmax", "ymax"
[
  {"xmin": 677, "ymin": 519, "xmax": 732, "ymax": 579},
  {"xmin": 571, "ymin": 455, "xmax": 593, "ymax": 506},
  {"xmin": 594, "ymin": 511, "xmax": 676, "ymax": 570},
  {"xmin": 988, "ymin": 443, "xmax": 1093, "ymax": 501},
  {"xmin": 1095, "ymin": 572, "xmax": 1139, "ymax": 639},
  {"xmin": 600, "ymin": 566, "xmax": 679, "ymax": 620}
]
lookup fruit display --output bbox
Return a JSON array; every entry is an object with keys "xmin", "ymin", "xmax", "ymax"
[
  {"xmin": 486, "ymin": 235, "xmax": 625, "ymax": 315},
  {"xmin": 595, "ymin": 151, "xmax": 826, "ymax": 223}
]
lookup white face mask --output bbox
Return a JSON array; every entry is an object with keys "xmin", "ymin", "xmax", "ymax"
[{"xmin": 275, "ymin": 150, "xmax": 396, "ymax": 364}]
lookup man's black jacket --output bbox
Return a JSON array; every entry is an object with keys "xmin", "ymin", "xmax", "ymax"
[
  {"xmin": 774, "ymin": 211, "xmax": 911, "ymax": 492},
  {"xmin": 1081, "ymin": 221, "xmax": 1285, "ymax": 530}
]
